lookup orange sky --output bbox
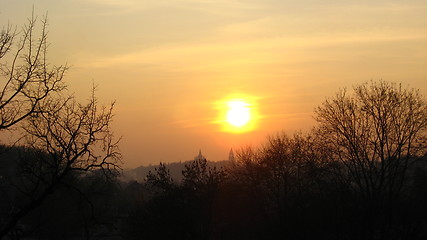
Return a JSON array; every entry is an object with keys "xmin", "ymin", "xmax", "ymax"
[{"xmin": 1, "ymin": 0, "xmax": 426, "ymax": 168}]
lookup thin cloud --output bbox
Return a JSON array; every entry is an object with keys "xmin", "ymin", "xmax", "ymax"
[{"xmin": 75, "ymin": 26, "xmax": 427, "ymax": 71}]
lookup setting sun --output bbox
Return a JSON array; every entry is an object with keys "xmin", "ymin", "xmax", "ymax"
[
  {"xmin": 226, "ymin": 100, "xmax": 251, "ymax": 127},
  {"xmin": 215, "ymin": 95, "xmax": 259, "ymax": 134}
]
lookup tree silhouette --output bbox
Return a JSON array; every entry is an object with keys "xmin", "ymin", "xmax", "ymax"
[
  {"xmin": 146, "ymin": 162, "xmax": 174, "ymax": 192},
  {"xmin": 0, "ymin": 89, "xmax": 120, "ymax": 238},
  {"xmin": 315, "ymin": 80, "xmax": 427, "ymax": 238},
  {"xmin": 0, "ymin": 15, "xmax": 120, "ymax": 238},
  {"xmin": 0, "ymin": 14, "xmax": 67, "ymax": 130},
  {"xmin": 182, "ymin": 152, "xmax": 226, "ymax": 191}
]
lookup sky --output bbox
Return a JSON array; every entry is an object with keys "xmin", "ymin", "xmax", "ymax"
[{"xmin": 1, "ymin": 0, "xmax": 426, "ymax": 168}]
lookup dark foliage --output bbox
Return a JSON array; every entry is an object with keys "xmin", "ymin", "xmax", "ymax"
[{"xmin": 0, "ymin": 145, "xmax": 123, "ymax": 239}]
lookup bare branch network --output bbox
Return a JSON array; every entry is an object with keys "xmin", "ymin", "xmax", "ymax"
[
  {"xmin": 0, "ymin": 14, "xmax": 67, "ymax": 130},
  {"xmin": 0, "ymin": 13, "xmax": 121, "ymax": 238}
]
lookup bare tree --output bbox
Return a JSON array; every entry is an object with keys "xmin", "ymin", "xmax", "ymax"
[
  {"xmin": 0, "ymin": 14, "xmax": 120, "ymax": 238},
  {"xmin": 0, "ymin": 24, "xmax": 16, "ymax": 59},
  {"xmin": 315, "ymin": 80, "xmax": 427, "ymax": 205},
  {"xmin": 0, "ymin": 89, "xmax": 121, "ymax": 238},
  {"xmin": 228, "ymin": 146, "xmax": 264, "ymax": 188},
  {"xmin": 0, "ymin": 14, "xmax": 67, "ymax": 131}
]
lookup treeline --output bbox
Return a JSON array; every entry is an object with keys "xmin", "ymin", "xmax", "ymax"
[
  {"xmin": 122, "ymin": 159, "xmax": 229, "ymax": 183},
  {"xmin": 2, "ymin": 131, "xmax": 426, "ymax": 239},
  {"xmin": 124, "ymin": 132, "xmax": 427, "ymax": 240}
]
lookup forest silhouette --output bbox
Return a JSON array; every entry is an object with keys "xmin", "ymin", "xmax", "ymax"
[{"xmin": 1, "ymin": 13, "xmax": 427, "ymax": 240}]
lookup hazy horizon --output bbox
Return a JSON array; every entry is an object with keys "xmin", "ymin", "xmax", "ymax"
[{"xmin": 1, "ymin": 0, "xmax": 426, "ymax": 168}]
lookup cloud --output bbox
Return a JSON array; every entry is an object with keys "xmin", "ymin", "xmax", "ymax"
[
  {"xmin": 76, "ymin": 25, "xmax": 427, "ymax": 71},
  {"xmin": 70, "ymin": 0, "xmax": 427, "ymax": 70}
]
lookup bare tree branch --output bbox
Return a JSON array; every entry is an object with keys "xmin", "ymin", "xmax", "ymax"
[
  {"xmin": 0, "ymin": 13, "xmax": 67, "ymax": 131},
  {"xmin": 315, "ymin": 80, "xmax": 427, "ymax": 204}
]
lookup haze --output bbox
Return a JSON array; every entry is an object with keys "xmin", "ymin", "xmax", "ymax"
[{"xmin": 1, "ymin": 0, "xmax": 426, "ymax": 168}]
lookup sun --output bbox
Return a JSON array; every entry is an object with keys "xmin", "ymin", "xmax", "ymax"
[
  {"xmin": 226, "ymin": 100, "xmax": 251, "ymax": 127},
  {"xmin": 214, "ymin": 95, "xmax": 258, "ymax": 133}
]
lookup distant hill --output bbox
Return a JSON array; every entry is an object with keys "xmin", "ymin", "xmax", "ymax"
[
  {"xmin": 121, "ymin": 160, "xmax": 231, "ymax": 183},
  {"xmin": 1, "ymin": 144, "xmax": 232, "ymax": 183}
]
